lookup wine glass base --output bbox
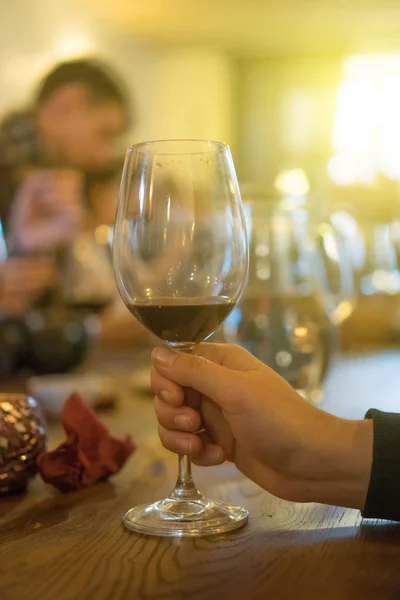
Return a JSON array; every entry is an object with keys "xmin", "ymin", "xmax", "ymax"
[{"xmin": 123, "ymin": 494, "xmax": 248, "ymax": 537}]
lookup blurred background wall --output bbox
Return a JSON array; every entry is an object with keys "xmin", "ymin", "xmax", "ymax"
[
  {"xmin": 236, "ymin": 57, "xmax": 341, "ymax": 186},
  {"xmin": 1, "ymin": 0, "xmax": 235, "ymax": 149},
  {"xmin": 4, "ymin": 0, "xmax": 400, "ymax": 351},
  {"xmin": 1, "ymin": 0, "xmax": 158, "ymax": 143},
  {"xmin": 5, "ymin": 0, "xmax": 400, "ymax": 181}
]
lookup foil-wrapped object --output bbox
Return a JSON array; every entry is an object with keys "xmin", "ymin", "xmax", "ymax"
[{"xmin": 0, "ymin": 394, "xmax": 47, "ymax": 494}]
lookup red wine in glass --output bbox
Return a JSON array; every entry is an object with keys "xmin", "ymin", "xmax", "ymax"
[{"xmin": 126, "ymin": 297, "xmax": 235, "ymax": 346}]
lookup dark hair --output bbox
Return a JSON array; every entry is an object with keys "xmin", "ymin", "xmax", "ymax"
[{"xmin": 35, "ymin": 58, "xmax": 129, "ymax": 110}]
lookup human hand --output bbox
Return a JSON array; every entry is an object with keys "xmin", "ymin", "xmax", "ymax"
[
  {"xmin": 0, "ymin": 258, "xmax": 57, "ymax": 316},
  {"xmin": 8, "ymin": 169, "xmax": 85, "ymax": 252},
  {"xmin": 151, "ymin": 343, "xmax": 372, "ymax": 510}
]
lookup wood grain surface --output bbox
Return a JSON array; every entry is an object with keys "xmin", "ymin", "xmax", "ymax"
[{"xmin": 1, "ymin": 353, "xmax": 400, "ymax": 600}]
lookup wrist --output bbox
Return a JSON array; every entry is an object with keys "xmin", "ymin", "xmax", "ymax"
[{"xmin": 298, "ymin": 413, "xmax": 373, "ymax": 509}]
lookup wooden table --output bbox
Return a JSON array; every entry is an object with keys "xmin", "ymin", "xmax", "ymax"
[{"xmin": 1, "ymin": 352, "xmax": 400, "ymax": 600}]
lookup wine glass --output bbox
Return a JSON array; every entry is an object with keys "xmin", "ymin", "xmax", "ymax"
[{"xmin": 113, "ymin": 140, "xmax": 249, "ymax": 537}]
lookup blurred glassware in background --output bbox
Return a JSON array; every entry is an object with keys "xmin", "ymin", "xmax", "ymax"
[
  {"xmin": 329, "ymin": 207, "xmax": 400, "ymax": 297},
  {"xmin": 55, "ymin": 227, "xmax": 117, "ymax": 370},
  {"xmin": 0, "ymin": 222, "xmax": 106, "ymax": 377},
  {"xmin": 222, "ymin": 187, "xmax": 355, "ymax": 403},
  {"xmin": 327, "ymin": 184, "xmax": 400, "ymax": 349},
  {"xmin": 0, "ymin": 222, "xmax": 26, "ymax": 378},
  {"xmin": 314, "ymin": 221, "xmax": 355, "ymax": 326},
  {"xmin": 61, "ymin": 230, "xmax": 115, "ymax": 313},
  {"xmin": 360, "ymin": 222, "xmax": 400, "ymax": 296},
  {"xmin": 329, "ymin": 209, "xmax": 365, "ymax": 289}
]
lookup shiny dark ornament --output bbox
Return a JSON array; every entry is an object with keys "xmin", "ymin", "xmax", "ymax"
[{"xmin": 0, "ymin": 394, "xmax": 47, "ymax": 494}]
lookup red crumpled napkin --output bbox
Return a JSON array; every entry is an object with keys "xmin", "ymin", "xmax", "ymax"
[{"xmin": 37, "ymin": 392, "xmax": 135, "ymax": 492}]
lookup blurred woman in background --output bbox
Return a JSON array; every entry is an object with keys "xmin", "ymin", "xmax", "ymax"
[{"xmin": 0, "ymin": 58, "xmax": 147, "ymax": 377}]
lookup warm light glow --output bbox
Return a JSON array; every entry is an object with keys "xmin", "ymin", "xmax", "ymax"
[
  {"xmin": 330, "ymin": 300, "xmax": 354, "ymax": 326},
  {"xmin": 294, "ymin": 326, "xmax": 308, "ymax": 338},
  {"xmin": 327, "ymin": 153, "xmax": 376, "ymax": 186},
  {"xmin": 95, "ymin": 224, "xmax": 111, "ymax": 245},
  {"xmin": 255, "ymin": 244, "xmax": 269, "ymax": 257},
  {"xmin": 332, "ymin": 79, "xmax": 379, "ymax": 154},
  {"xmin": 329, "ymin": 53, "xmax": 400, "ymax": 185},
  {"xmin": 54, "ymin": 31, "xmax": 94, "ymax": 59},
  {"xmin": 274, "ymin": 169, "xmax": 310, "ymax": 197}
]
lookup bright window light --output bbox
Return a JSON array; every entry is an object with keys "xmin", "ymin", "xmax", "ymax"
[{"xmin": 329, "ymin": 54, "xmax": 400, "ymax": 185}]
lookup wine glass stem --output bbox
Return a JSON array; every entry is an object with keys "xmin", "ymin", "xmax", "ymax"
[
  {"xmin": 170, "ymin": 346, "xmax": 202, "ymax": 502},
  {"xmin": 170, "ymin": 454, "xmax": 201, "ymax": 500}
]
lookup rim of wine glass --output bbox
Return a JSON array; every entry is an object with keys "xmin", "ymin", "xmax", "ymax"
[{"xmin": 127, "ymin": 139, "xmax": 229, "ymax": 156}]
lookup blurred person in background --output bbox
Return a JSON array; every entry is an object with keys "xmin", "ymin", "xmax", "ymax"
[
  {"xmin": 0, "ymin": 59, "xmax": 146, "ymax": 377},
  {"xmin": 0, "ymin": 58, "xmax": 129, "ymax": 236}
]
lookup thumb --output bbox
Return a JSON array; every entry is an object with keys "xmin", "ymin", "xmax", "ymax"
[{"xmin": 151, "ymin": 346, "xmax": 237, "ymax": 407}]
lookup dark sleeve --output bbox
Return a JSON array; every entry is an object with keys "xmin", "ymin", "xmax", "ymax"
[{"xmin": 362, "ymin": 409, "xmax": 400, "ymax": 521}]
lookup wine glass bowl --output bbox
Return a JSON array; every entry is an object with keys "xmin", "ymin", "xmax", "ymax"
[{"xmin": 113, "ymin": 140, "xmax": 249, "ymax": 536}]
